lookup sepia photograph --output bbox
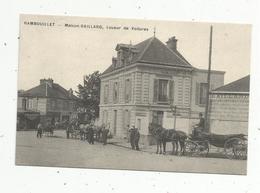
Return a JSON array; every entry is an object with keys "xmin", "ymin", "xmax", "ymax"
[{"xmin": 16, "ymin": 14, "xmax": 251, "ymax": 175}]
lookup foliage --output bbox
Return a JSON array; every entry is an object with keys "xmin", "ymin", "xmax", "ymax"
[{"xmin": 76, "ymin": 71, "xmax": 101, "ymax": 121}]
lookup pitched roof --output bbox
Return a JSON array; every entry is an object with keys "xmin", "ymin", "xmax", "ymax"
[
  {"xmin": 213, "ymin": 75, "xmax": 250, "ymax": 93},
  {"xmin": 102, "ymin": 37, "xmax": 193, "ymax": 75},
  {"xmin": 19, "ymin": 82, "xmax": 78, "ymax": 100}
]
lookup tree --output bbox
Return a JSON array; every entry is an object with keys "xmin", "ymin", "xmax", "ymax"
[{"xmin": 76, "ymin": 71, "xmax": 101, "ymax": 121}]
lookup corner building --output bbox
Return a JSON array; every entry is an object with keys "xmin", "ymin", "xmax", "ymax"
[{"xmin": 99, "ymin": 36, "xmax": 225, "ymax": 144}]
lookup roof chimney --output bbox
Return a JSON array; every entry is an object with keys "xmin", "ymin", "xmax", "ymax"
[
  {"xmin": 68, "ymin": 88, "xmax": 73, "ymax": 97},
  {"xmin": 166, "ymin": 36, "xmax": 178, "ymax": 51},
  {"xmin": 40, "ymin": 78, "xmax": 53, "ymax": 87}
]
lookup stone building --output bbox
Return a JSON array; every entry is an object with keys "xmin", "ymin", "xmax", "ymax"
[
  {"xmin": 209, "ymin": 75, "xmax": 250, "ymax": 135},
  {"xmin": 17, "ymin": 78, "xmax": 78, "ymax": 129},
  {"xmin": 99, "ymin": 36, "xmax": 225, "ymax": 144}
]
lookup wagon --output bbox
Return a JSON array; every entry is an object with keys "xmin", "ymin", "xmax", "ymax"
[{"xmin": 184, "ymin": 132, "xmax": 248, "ymax": 160}]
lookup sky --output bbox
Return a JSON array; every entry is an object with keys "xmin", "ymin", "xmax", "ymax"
[{"xmin": 18, "ymin": 14, "xmax": 251, "ymax": 91}]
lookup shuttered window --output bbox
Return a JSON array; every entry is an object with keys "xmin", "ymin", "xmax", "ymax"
[
  {"xmin": 153, "ymin": 79, "xmax": 174, "ymax": 103},
  {"xmin": 195, "ymin": 82, "xmax": 208, "ymax": 105},
  {"xmin": 104, "ymin": 85, "xmax": 109, "ymax": 104},
  {"xmin": 168, "ymin": 80, "xmax": 174, "ymax": 104},
  {"xmin": 113, "ymin": 82, "xmax": 119, "ymax": 103}
]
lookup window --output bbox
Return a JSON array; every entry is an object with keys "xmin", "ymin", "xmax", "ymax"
[
  {"xmin": 196, "ymin": 83, "xmax": 208, "ymax": 105},
  {"xmin": 125, "ymin": 79, "xmax": 132, "ymax": 103},
  {"xmin": 158, "ymin": 80, "xmax": 168, "ymax": 102},
  {"xmin": 154, "ymin": 79, "xmax": 174, "ymax": 103},
  {"xmin": 28, "ymin": 99, "xmax": 33, "ymax": 109},
  {"xmin": 63, "ymin": 101, "xmax": 69, "ymax": 110},
  {"xmin": 104, "ymin": 85, "xmax": 109, "ymax": 103},
  {"xmin": 113, "ymin": 82, "xmax": 119, "ymax": 103},
  {"xmin": 22, "ymin": 98, "xmax": 26, "ymax": 110},
  {"xmin": 137, "ymin": 119, "xmax": 141, "ymax": 130},
  {"xmin": 51, "ymin": 99, "xmax": 57, "ymax": 109}
]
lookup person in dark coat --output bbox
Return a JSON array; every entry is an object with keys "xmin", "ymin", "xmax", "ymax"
[
  {"xmin": 193, "ymin": 113, "xmax": 205, "ymax": 137},
  {"xmin": 66, "ymin": 125, "xmax": 70, "ymax": 139},
  {"xmin": 102, "ymin": 123, "xmax": 110, "ymax": 145},
  {"xmin": 134, "ymin": 128, "xmax": 140, "ymax": 151},
  {"xmin": 129, "ymin": 125, "xmax": 140, "ymax": 150},
  {"xmin": 88, "ymin": 123, "xmax": 94, "ymax": 144},
  {"xmin": 36, "ymin": 122, "xmax": 43, "ymax": 138}
]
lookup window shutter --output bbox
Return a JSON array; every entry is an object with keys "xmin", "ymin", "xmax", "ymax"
[
  {"xmin": 129, "ymin": 80, "xmax": 132, "ymax": 101},
  {"xmin": 124, "ymin": 80, "xmax": 127, "ymax": 102},
  {"xmin": 153, "ymin": 79, "xmax": 159, "ymax": 102},
  {"xmin": 107, "ymin": 86, "xmax": 109, "ymax": 103},
  {"xmin": 169, "ymin": 80, "xmax": 174, "ymax": 103},
  {"xmin": 195, "ymin": 82, "xmax": 200, "ymax": 105}
]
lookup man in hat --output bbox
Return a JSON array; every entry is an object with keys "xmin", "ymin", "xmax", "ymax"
[
  {"xmin": 36, "ymin": 122, "xmax": 43, "ymax": 138},
  {"xmin": 193, "ymin": 112, "xmax": 205, "ymax": 137},
  {"xmin": 102, "ymin": 123, "xmax": 110, "ymax": 145},
  {"xmin": 88, "ymin": 122, "xmax": 95, "ymax": 144},
  {"xmin": 129, "ymin": 125, "xmax": 140, "ymax": 150}
]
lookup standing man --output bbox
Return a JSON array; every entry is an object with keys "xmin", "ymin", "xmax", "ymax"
[
  {"xmin": 102, "ymin": 123, "xmax": 110, "ymax": 145},
  {"xmin": 129, "ymin": 125, "xmax": 135, "ymax": 149},
  {"xmin": 37, "ymin": 122, "xmax": 43, "ymax": 138},
  {"xmin": 88, "ymin": 122, "xmax": 94, "ymax": 144},
  {"xmin": 133, "ymin": 126, "xmax": 140, "ymax": 151},
  {"xmin": 66, "ymin": 121, "xmax": 71, "ymax": 139},
  {"xmin": 129, "ymin": 125, "xmax": 140, "ymax": 150}
]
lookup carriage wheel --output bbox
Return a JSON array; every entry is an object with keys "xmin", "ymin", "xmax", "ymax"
[
  {"xmin": 224, "ymin": 138, "xmax": 240, "ymax": 159},
  {"xmin": 233, "ymin": 138, "xmax": 247, "ymax": 160},
  {"xmin": 197, "ymin": 140, "xmax": 209, "ymax": 157},
  {"xmin": 184, "ymin": 141, "xmax": 200, "ymax": 157}
]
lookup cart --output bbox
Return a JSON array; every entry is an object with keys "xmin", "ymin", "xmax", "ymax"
[{"xmin": 184, "ymin": 132, "xmax": 247, "ymax": 160}]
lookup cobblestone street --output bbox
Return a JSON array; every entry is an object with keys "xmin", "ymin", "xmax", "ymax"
[{"xmin": 16, "ymin": 130, "xmax": 247, "ymax": 175}]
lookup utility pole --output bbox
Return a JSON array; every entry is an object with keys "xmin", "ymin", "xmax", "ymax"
[
  {"xmin": 204, "ymin": 25, "xmax": 213, "ymax": 132},
  {"xmin": 173, "ymin": 105, "xmax": 177, "ymax": 130},
  {"xmin": 170, "ymin": 102, "xmax": 177, "ymax": 130}
]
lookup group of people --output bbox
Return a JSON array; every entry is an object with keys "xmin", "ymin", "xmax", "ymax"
[
  {"xmin": 66, "ymin": 121, "xmax": 111, "ymax": 145},
  {"xmin": 36, "ymin": 117, "xmax": 56, "ymax": 138}
]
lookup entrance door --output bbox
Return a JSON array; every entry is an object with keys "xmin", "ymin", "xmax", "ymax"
[
  {"xmin": 113, "ymin": 110, "xmax": 117, "ymax": 135},
  {"xmin": 124, "ymin": 110, "xmax": 130, "ymax": 135},
  {"xmin": 152, "ymin": 111, "xmax": 164, "ymax": 126}
]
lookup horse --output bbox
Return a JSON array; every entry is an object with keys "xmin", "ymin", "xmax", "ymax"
[{"xmin": 148, "ymin": 123, "xmax": 187, "ymax": 155}]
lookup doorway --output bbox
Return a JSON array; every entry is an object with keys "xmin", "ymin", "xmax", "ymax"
[
  {"xmin": 113, "ymin": 110, "xmax": 117, "ymax": 135},
  {"xmin": 152, "ymin": 111, "xmax": 164, "ymax": 126}
]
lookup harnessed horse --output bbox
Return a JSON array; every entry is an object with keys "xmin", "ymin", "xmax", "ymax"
[{"xmin": 148, "ymin": 123, "xmax": 187, "ymax": 155}]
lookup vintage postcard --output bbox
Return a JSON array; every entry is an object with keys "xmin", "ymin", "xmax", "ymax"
[{"xmin": 16, "ymin": 14, "xmax": 251, "ymax": 175}]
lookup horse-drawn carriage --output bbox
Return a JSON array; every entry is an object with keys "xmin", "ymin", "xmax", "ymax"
[
  {"xmin": 148, "ymin": 123, "xmax": 248, "ymax": 160},
  {"xmin": 184, "ymin": 130, "xmax": 248, "ymax": 160}
]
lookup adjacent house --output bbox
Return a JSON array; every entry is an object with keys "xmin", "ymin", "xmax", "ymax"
[
  {"xmin": 17, "ymin": 78, "xmax": 78, "ymax": 130},
  {"xmin": 99, "ymin": 36, "xmax": 225, "ymax": 144},
  {"xmin": 209, "ymin": 75, "xmax": 250, "ymax": 135}
]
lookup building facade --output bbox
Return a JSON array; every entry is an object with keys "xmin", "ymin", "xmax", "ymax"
[
  {"xmin": 209, "ymin": 75, "xmax": 250, "ymax": 135},
  {"xmin": 99, "ymin": 36, "xmax": 225, "ymax": 144},
  {"xmin": 17, "ymin": 78, "xmax": 78, "ymax": 129}
]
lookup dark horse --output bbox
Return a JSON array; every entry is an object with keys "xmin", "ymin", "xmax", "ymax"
[{"xmin": 148, "ymin": 123, "xmax": 187, "ymax": 155}]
